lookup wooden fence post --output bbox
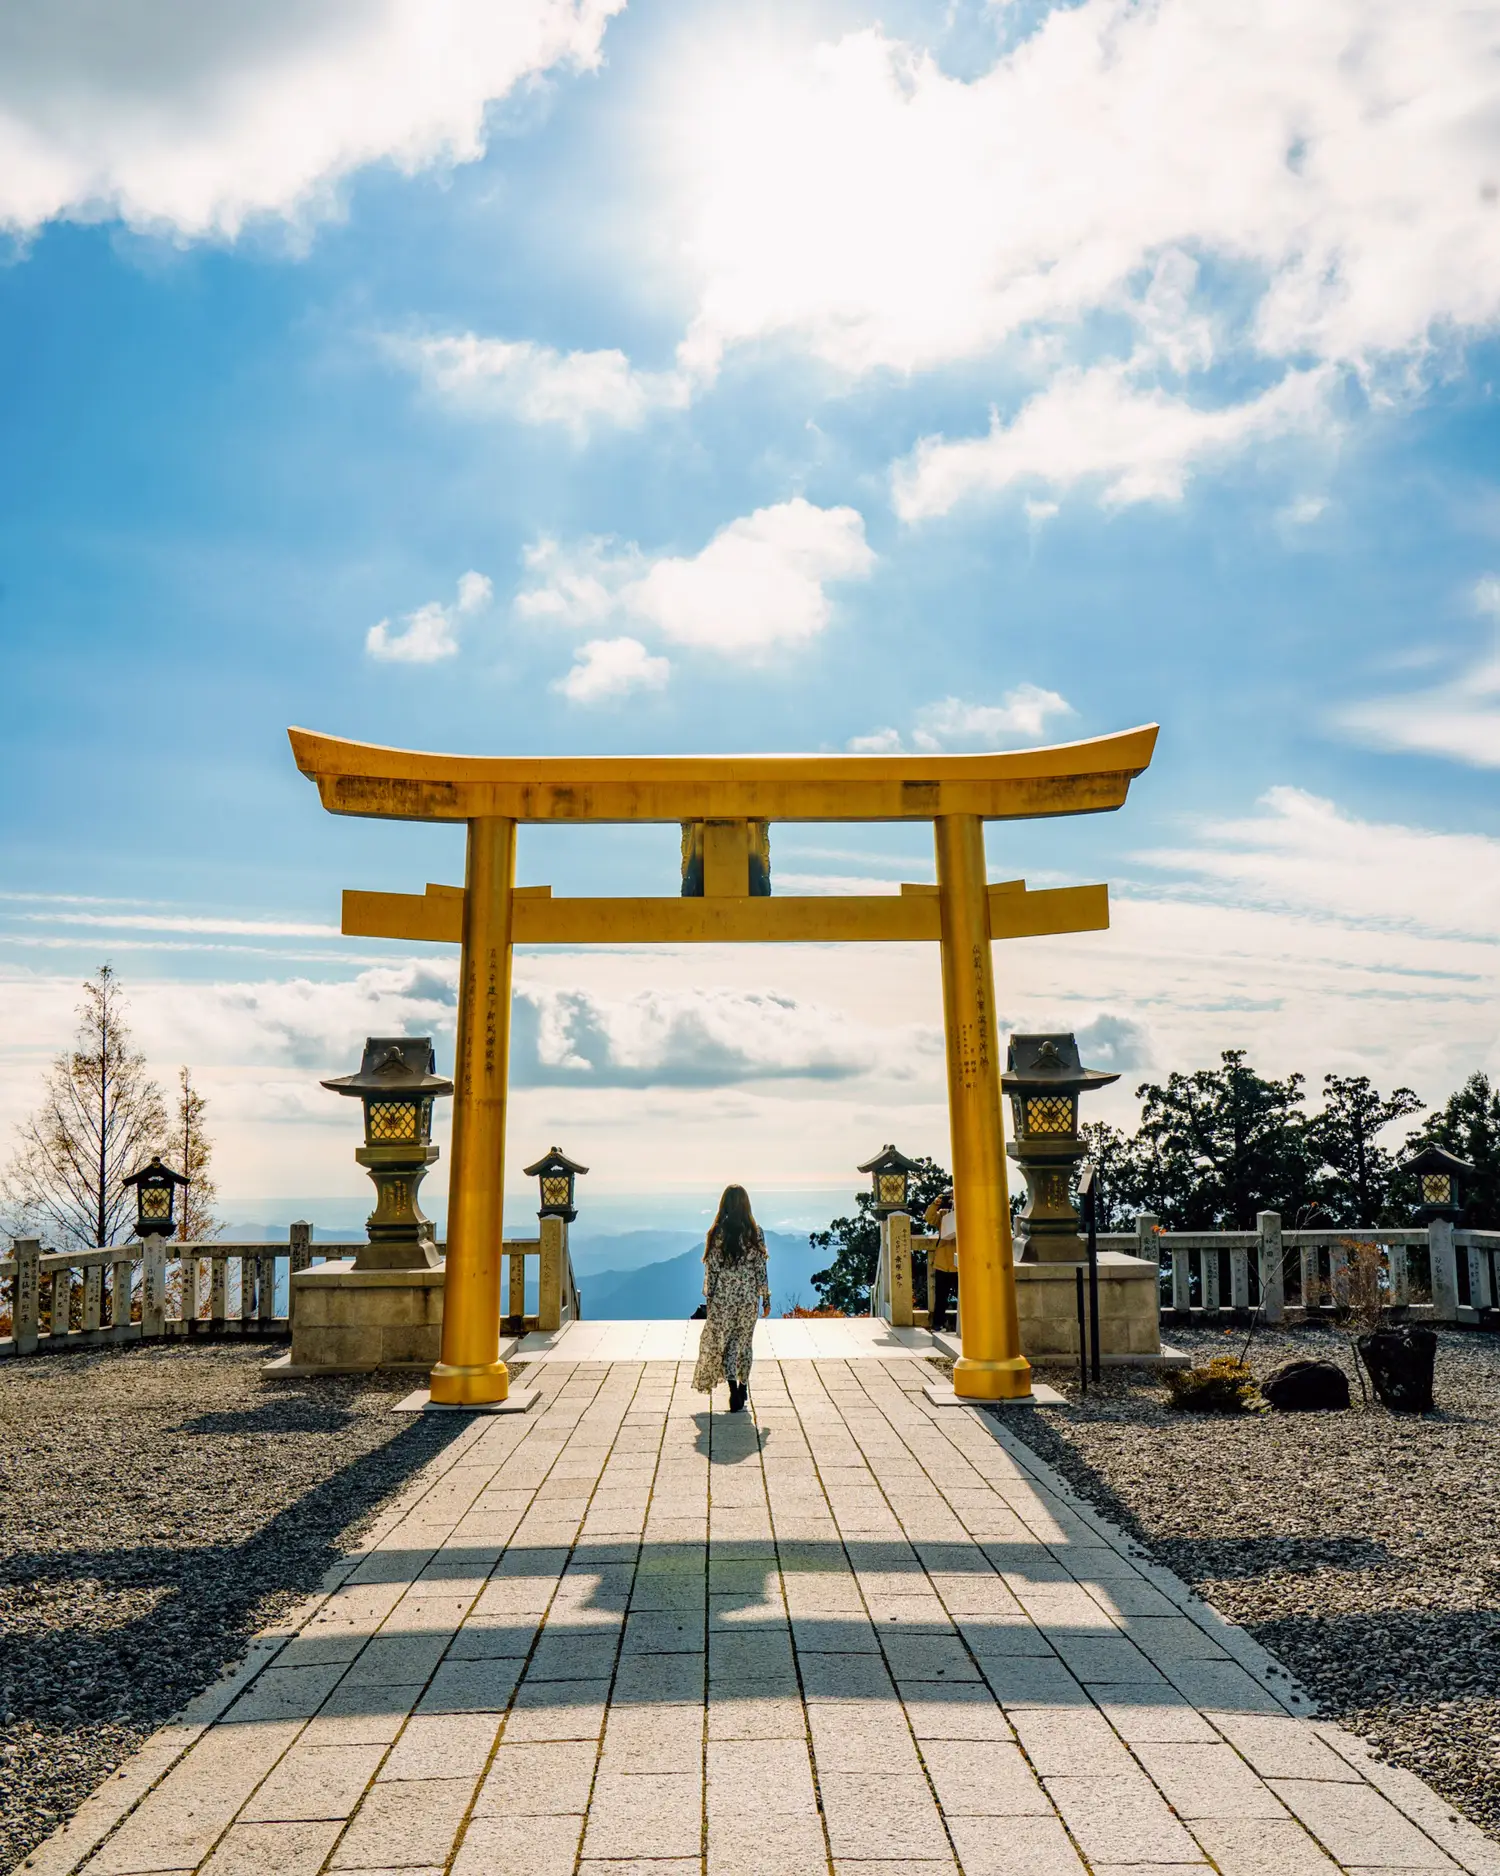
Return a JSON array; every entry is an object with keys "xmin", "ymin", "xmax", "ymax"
[
  {"xmin": 885, "ymin": 1212, "xmax": 914, "ymax": 1329},
  {"xmin": 538, "ymin": 1215, "xmax": 564, "ymax": 1331},
  {"xmin": 83, "ymin": 1262, "xmax": 103, "ymax": 1333},
  {"xmin": 13, "ymin": 1241, "xmax": 40, "ymax": 1355},
  {"xmin": 1257, "ymin": 1212, "xmax": 1284, "ymax": 1323},
  {"xmin": 110, "ymin": 1254, "xmax": 135, "ymax": 1334},
  {"xmin": 1388, "ymin": 1241, "xmax": 1409, "ymax": 1305},
  {"xmin": 288, "ymin": 1222, "xmax": 311, "ymax": 1330},
  {"xmin": 140, "ymin": 1238, "xmax": 167, "ymax": 1337},
  {"xmin": 1429, "ymin": 1219, "xmax": 1458, "ymax": 1321}
]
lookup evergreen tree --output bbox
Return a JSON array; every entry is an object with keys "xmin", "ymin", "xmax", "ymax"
[
  {"xmin": 810, "ymin": 1155, "xmax": 951, "ymax": 1314},
  {"xmin": 1132, "ymin": 1050, "xmax": 1315, "ymax": 1227},
  {"xmin": 174, "ymin": 1067, "xmax": 221, "ymax": 1243},
  {"xmin": 1308, "ymin": 1073, "xmax": 1423, "ymax": 1225},
  {"xmin": 1075, "ymin": 1122, "xmax": 1143, "ymax": 1229},
  {"xmin": 1, "ymin": 966, "xmax": 167, "ymax": 1248}
]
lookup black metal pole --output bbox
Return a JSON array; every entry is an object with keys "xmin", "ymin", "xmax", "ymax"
[
  {"xmin": 1075, "ymin": 1266, "xmax": 1087, "ymax": 1395},
  {"xmin": 1086, "ymin": 1172, "xmax": 1102, "ymax": 1384}
]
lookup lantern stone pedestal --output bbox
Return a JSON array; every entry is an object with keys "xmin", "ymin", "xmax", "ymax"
[
  {"xmin": 280, "ymin": 1262, "xmax": 452, "ymax": 1374},
  {"xmin": 1014, "ymin": 1252, "xmax": 1172, "ymax": 1364}
]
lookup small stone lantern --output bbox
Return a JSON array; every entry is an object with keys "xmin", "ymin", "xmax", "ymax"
[
  {"xmin": 524, "ymin": 1147, "xmax": 588, "ymax": 1222},
  {"xmin": 1401, "ymin": 1141, "xmax": 1473, "ymax": 1222},
  {"xmin": 124, "ymin": 1155, "xmax": 189, "ymax": 1241},
  {"xmin": 858, "ymin": 1143, "xmax": 922, "ymax": 1218},
  {"xmin": 1003, "ymin": 1034, "xmax": 1118, "ymax": 1263},
  {"xmin": 322, "ymin": 1037, "xmax": 453, "ymax": 1271}
]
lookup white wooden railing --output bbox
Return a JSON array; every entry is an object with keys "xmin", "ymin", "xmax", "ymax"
[
  {"xmin": 1106, "ymin": 1212, "xmax": 1499, "ymax": 1325},
  {"xmin": 875, "ymin": 1208, "xmax": 1500, "ymax": 1331},
  {"xmin": 1, "ymin": 1222, "xmax": 581, "ymax": 1359}
]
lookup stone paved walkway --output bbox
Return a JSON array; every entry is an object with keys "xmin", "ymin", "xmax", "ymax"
[{"xmin": 31, "ymin": 1358, "xmax": 1499, "ymax": 1876}]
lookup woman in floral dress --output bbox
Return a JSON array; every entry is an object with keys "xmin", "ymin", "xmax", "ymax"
[{"xmin": 692, "ymin": 1184, "xmax": 771, "ymax": 1411}]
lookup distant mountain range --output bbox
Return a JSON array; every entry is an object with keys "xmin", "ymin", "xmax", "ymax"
[
  {"xmin": 576, "ymin": 1229, "xmax": 828, "ymax": 1320},
  {"xmin": 218, "ymin": 1222, "xmax": 834, "ymax": 1322}
]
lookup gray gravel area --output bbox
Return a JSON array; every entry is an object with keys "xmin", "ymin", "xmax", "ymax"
[
  {"xmin": 0, "ymin": 1341, "xmax": 466, "ymax": 1874},
  {"xmin": 999, "ymin": 1323, "xmax": 1500, "ymax": 1839}
]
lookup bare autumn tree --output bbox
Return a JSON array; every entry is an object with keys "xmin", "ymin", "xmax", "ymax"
[
  {"xmin": 2, "ymin": 965, "xmax": 168, "ymax": 1248},
  {"xmin": 175, "ymin": 1066, "xmax": 221, "ymax": 1243}
]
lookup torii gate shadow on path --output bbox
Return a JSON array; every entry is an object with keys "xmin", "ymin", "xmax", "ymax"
[{"xmin": 289, "ymin": 725, "xmax": 1158, "ymax": 1406}]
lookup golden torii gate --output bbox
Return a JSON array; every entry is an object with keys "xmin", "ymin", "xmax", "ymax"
[{"xmin": 289, "ymin": 724, "xmax": 1157, "ymax": 1405}]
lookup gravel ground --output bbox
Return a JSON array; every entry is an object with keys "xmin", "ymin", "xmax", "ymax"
[
  {"xmin": 999, "ymin": 1324, "xmax": 1500, "ymax": 1839},
  {"xmin": 0, "ymin": 1341, "xmax": 466, "ymax": 1874}
]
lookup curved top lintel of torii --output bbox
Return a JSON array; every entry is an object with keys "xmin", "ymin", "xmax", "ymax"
[{"xmin": 287, "ymin": 723, "xmax": 1159, "ymax": 826}]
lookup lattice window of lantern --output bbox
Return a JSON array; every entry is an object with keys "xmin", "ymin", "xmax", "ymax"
[
  {"xmin": 541, "ymin": 1176, "xmax": 572, "ymax": 1208},
  {"xmin": 1025, "ymin": 1095, "xmax": 1075, "ymax": 1135},
  {"xmin": 877, "ymin": 1174, "xmax": 907, "ymax": 1207},
  {"xmin": 140, "ymin": 1188, "xmax": 172, "ymax": 1219},
  {"xmin": 1422, "ymin": 1174, "xmax": 1451, "ymax": 1206},
  {"xmin": 367, "ymin": 1100, "xmax": 419, "ymax": 1142}
]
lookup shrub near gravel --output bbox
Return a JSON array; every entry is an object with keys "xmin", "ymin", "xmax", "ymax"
[
  {"xmin": 1001, "ymin": 1324, "xmax": 1500, "ymax": 1841},
  {"xmin": 0, "ymin": 1341, "xmax": 465, "ymax": 1874}
]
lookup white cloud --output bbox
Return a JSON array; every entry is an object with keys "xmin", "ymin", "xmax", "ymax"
[
  {"xmin": 1336, "ymin": 576, "xmax": 1500, "ymax": 767},
  {"xmin": 1139, "ymin": 786, "xmax": 1500, "ymax": 940},
  {"xmin": 517, "ymin": 498, "xmax": 875, "ymax": 660},
  {"xmin": 393, "ymin": 334, "xmax": 691, "ymax": 437},
  {"xmin": 892, "ymin": 363, "xmax": 1334, "ymax": 520},
  {"xmin": 512, "ymin": 983, "xmax": 924, "ymax": 1086},
  {"xmin": 914, "ymin": 686, "xmax": 1075, "ymax": 748},
  {"xmin": 553, "ymin": 636, "xmax": 670, "ymax": 704},
  {"xmin": 846, "ymin": 684, "xmax": 1074, "ymax": 752},
  {"xmin": 366, "ymin": 569, "xmax": 491, "ymax": 664},
  {"xmin": 0, "ymin": 0, "xmax": 621, "ymax": 240},
  {"xmin": 1279, "ymin": 495, "xmax": 1330, "ymax": 527},
  {"xmin": 672, "ymin": 10, "xmax": 1500, "ymax": 382}
]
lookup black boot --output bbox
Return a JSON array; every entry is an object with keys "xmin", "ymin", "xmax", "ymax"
[{"xmin": 728, "ymin": 1381, "xmax": 747, "ymax": 1413}]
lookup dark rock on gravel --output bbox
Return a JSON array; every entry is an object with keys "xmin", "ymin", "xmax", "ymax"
[
  {"xmin": 999, "ymin": 1324, "xmax": 1500, "ymax": 1841},
  {"xmin": 1261, "ymin": 1356, "xmax": 1351, "ymax": 1411},
  {"xmin": 0, "ymin": 1340, "xmax": 466, "ymax": 1874}
]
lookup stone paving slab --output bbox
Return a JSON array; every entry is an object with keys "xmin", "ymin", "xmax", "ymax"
[{"xmin": 28, "ymin": 1353, "xmax": 1499, "ymax": 1876}]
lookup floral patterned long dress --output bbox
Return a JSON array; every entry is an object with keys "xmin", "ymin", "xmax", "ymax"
[{"xmin": 692, "ymin": 1226, "xmax": 769, "ymax": 1394}]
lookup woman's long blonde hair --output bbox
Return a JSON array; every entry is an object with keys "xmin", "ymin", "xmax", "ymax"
[{"xmin": 707, "ymin": 1184, "xmax": 760, "ymax": 1265}]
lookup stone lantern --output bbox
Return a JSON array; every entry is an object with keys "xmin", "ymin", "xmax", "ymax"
[
  {"xmin": 124, "ymin": 1155, "xmax": 189, "ymax": 1241},
  {"xmin": 524, "ymin": 1147, "xmax": 588, "ymax": 1222},
  {"xmin": 858, "ymin": 1143, "xmax": 922, "ymax": 1218},
  {"xmin": 1003, "ymin": 1034, "xmax": 1118, "ymax": 1263},
  {"xmin": 322, "ymin": 1037, "xmax": 453, "ymax": 1270},
  {"xmin": 1401, "ymin": 1141, "xmax": 1473, "ymax": 1222}
]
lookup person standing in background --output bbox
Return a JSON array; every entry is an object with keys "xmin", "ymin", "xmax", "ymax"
[
  {"xmin": 692, "ymin": 1184, "xmax": 771, "ymax": 1411},
  {"xmin": 925, "ymin": 1188, "xmax": 958, "ymax": 1332}
]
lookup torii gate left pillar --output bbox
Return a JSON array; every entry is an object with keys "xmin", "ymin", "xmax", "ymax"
[
  {"xmin": 290, "ymin": 726, "xmax": 1157, "ymax": 1405},
  {"xmin": 432, "ymin": 816, "xmax": 516, "ymax": 1403}
]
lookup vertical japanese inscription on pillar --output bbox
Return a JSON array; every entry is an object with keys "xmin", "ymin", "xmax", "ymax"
[
  {"xmin": 484, "ymin": 945, "xmax": 499, "ymax": 1080},
  {"xmin": 970, "ymin": 943, "xmax": 991, "ymax": 1072}
]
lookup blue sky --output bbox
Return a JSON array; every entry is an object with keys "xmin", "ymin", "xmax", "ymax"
[{"xmin": 1, "ymin": 0, "xmax": 1498, "ymax": 1230}]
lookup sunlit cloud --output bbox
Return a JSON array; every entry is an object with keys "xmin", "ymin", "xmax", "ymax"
[
  {"xmin": 0, "ymin": 0, "xmax": 623, "ymax": 239},
  {"xmin": 518, "ymin": 499, "xmax": 874, "ymax": 661},
  {"xmin": 391, "ymin": 333, "xmax": 691, "ymax": 438},
  {"xmin": 367, "ymin": 570, "xmax": 491, "ymax": 664},
  {"xmin": 1335, "ymin": 577, "xmax": 1500, "ymax": 768}
]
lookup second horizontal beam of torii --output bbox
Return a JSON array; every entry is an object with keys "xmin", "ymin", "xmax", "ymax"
[{"xmin": 342, "ymin": 877, "xmax": 1110, "ymax": 946}]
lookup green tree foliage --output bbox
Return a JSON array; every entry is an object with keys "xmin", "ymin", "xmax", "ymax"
[
  {"xmin": 1129, "ymin": 1050, "xmax": 1316, "ymax": 1227},
  {"xmin": 1411, "ymin": 1072, "xmax": 1500, "ymax": 1226},
  {"xmin": 810, "ymin": 1155, "xmax": 951, "ymax": 1314},
  {"xmin": 1308, "ymin": 1073, "xmax": 1423, "ymax": 1225},
  {"xmin": 1, "ymin": 966, "xmax": 167, "ymax": 1249}
]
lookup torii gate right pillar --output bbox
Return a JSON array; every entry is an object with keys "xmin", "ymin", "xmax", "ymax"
[{"xmin": 935, "ymin": 814, "xmax": 1030, "ymax": 1400}]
